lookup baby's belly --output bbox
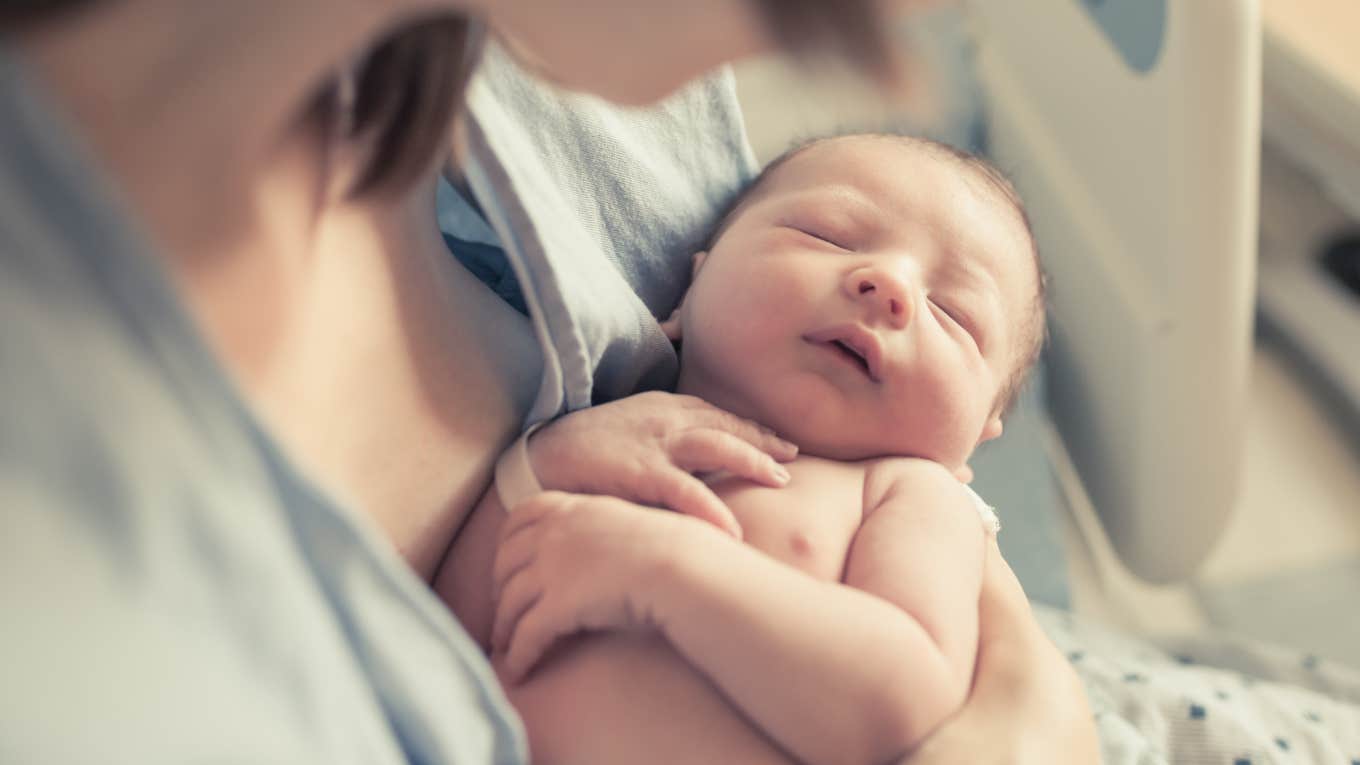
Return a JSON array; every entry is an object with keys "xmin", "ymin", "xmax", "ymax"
[{"xmin": 503, "ymin": 457, "xmax": 866, "ymax": 764}]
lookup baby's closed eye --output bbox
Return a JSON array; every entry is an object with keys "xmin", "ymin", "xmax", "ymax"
[
  {"xmin": 929, "ymin": 297, "xmax": 982, "ymax": 344},
  {"xmin": 777, "ymin": 206, "xmax": 865, "ymax": 250},
  {"xmin": 789, "ymin": 226, "xmax": 848, "ymax": 250}
]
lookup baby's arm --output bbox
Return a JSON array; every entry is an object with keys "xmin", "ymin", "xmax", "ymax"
[
  {"xmin": 660, "ymin": 458, "xmax": 983, "ymax": 764},
  {"xmin": 847, "ymin": 458, "xmax": 987, "ymax": 720},
  {"xmin": 495, "ymin": 460, "xmax": 986, "ymax": 765}
]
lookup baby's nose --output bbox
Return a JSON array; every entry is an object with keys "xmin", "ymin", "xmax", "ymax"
[{"xmin": 846, "ymin": 265, "xmax": 913, "ymax": 329}]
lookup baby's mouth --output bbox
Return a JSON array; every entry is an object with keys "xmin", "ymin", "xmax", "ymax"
[
  {"xmin": 804, "ymin": 326, "xmax": 883, "ymax": 383},
  {"xmin": 830, "ymin": 340, "xmax": 873, "ymax": 378}
]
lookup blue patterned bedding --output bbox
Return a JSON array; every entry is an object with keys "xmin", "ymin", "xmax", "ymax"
[{"xmin": 1038, "ymin": 607, "xmax": 1360, "ymax": 763}]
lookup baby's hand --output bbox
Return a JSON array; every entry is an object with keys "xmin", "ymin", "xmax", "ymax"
[
  {"xmin": 525, "ymin": 391, "xmax": 798, "ymax": 538},
  {"xmin": 490, "ymin": 491, "xmax": 706, "ymax": 682}
]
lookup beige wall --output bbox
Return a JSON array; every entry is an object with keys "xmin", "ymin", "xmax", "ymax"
[{"xmin": 1264, "ymin": 0, "xmax": 1360, "ymax": 96}]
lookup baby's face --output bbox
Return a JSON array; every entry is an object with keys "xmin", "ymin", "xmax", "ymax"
[{"xmin": 674, "ymin": 137, "xmax": 1036, "ymax": 470}]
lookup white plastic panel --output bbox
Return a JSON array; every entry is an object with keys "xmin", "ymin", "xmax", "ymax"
[{"xmin": 970, "ymin": 0, "xmax": 1261, "ymax": 582}]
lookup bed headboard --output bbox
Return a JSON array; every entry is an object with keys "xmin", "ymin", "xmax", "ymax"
[{"xmin": 969, "ymin": 0, "xmax": 1261, "ymax": 583}]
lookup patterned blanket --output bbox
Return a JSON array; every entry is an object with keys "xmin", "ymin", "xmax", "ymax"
[{"xmin": 1037, "ymin": 607, "xmax": 1360, "ymax": 764}]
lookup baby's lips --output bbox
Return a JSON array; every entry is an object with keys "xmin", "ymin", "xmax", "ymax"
[{"xmin": 803, "ymin": 324, "xmax": 885, "ymax": 383}]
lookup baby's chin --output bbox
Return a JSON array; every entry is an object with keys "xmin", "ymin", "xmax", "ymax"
[
  {"xmin": 676, "ymin": 372, "xmax": 965, "ymax": 467},
  {"xmin": 741, "ymin": 399, "xmax": 937, "ymax": 464},
  {"xmin": 776, "ymin": 421, "xmax": 932, "ymax": 464}
]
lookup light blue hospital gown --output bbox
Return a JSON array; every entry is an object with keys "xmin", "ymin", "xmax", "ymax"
[
  {"xmin": 0, "ymin": 46, "xmax": 525, "ymax": 764},
  {"xmin": 0, "ymin": 32, "xmax": 760, "ymax": 763}
]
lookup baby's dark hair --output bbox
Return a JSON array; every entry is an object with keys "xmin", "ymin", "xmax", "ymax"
[{"xmin": 707, "ymin": 133, "xmax": 1047, "ymax": 415}]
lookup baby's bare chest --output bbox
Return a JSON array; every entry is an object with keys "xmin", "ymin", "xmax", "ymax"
[{"xmin": 707, "ymin": 456, "xmax": 870, "ymax": 581}]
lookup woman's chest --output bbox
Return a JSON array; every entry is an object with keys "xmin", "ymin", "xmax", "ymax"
[
  {"xmin": 250, "ymin": 199, "xmax": 542, "ymax": 577},
  {"xmin": 708, "ymin": 456, "xmax": 869, "ymax": 581}
]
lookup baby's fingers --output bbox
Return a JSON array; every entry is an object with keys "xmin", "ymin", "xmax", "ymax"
[
  {"xmin": 675, "ymin": 396, "xmax": 798, "ymax": 461},
  {"xmin": 492, "ymin": 521, "xmax": 541, "ymax": 601},
  {"xmin": 668, "ymin": 429, "xmax": 792, "ymax": 488},
  {"xmin": 491, "ymin": 568, "xmax": 541, "ymax": 656},
  {"xmin": 501, "ymin": 604, "xmax": 572, "ymax": 684},
  {"xmin": 641, "ymin": 468, "xmax": 742, "ymax": 539}
]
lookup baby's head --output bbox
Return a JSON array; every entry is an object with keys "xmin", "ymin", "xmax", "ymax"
[{"xmin": 664, "ymin": 134, "xmax": 1045, "ymax": 477}]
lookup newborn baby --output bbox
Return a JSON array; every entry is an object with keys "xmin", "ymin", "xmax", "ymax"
[{"xmin": 438, "ymin": 133, "xmax": 1045, "ymax": 765}]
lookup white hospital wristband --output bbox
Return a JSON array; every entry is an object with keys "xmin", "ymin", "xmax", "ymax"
[
  {"xmin": 495, "ymin": 421, "xmax": 546, "ymax": 511},
  {"xmin": 963, "ymin": 484, "xmax": 1001, "ymax": 535}
]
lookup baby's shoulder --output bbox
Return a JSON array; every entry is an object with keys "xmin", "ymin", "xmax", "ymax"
[
  {"xmin": 861, "ymin": 457, "xmax": 999, "ymax": 533},
  {"xmin": 861, "ymin": 456, "xmax": 959, "ymax": 503}
]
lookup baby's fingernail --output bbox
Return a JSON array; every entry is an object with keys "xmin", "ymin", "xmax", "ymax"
[
  {"xmin": 779, "ymin": 439, "xmax": 799, "ymax": 456},
  {"xmin": 773, "ymin": 465, "xmax": 791, "ymax": 483}
]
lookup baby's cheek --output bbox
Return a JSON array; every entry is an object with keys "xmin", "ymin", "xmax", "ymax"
[
  {"xmin": 897, "ymin": 370, "xmax": 979, "ymax": 462},
  {"xmin": 760, "ymin": 374, "xmax": 850, "ymax": 449}
]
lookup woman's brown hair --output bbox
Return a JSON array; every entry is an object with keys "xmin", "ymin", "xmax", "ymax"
[
  {"xmin": 752, "ymin": 0, "xmax": 899, "ymax": 85},
  {"xmin": 336, "ymin": 18, "xmax": 483, "ymax": 196},
  {"xmin": 2, "ymin": 2, "xmax": 482, "ymax": 197}
]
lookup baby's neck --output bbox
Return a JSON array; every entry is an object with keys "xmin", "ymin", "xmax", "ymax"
[{"xmin": 674, "ymin": 376, "xmax": 959, "ymax": 466}]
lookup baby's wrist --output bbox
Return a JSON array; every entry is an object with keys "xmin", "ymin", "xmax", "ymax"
[
  {"xmin": 519, "ymin": 416, "xmax": 584, "ymax": 494},
  {"xmin": 646, "ymin": 516, "xmax": 737, "ymax": 633},
  {"xmin": 494, "ymin": 421, "xmax": 547, "ymax": 511}
]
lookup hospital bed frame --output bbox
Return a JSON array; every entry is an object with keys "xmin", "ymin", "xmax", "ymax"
[{"xmin": 971, "ymin": 0, "xmax": 1261, "ymax": 583}]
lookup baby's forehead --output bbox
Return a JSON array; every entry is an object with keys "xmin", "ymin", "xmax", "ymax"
[
  {"xmin": 762, "ymin": 138, "xmax": 1028, "ymax": 259},
  {"xmin": 754, "ymin": 135, "xmax": 909, "ymax": 194},
  {"xmin": 753, "ymin": 136, "xmax": 1019, "ymax": 221}
]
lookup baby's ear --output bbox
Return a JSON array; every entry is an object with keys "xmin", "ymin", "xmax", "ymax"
[
  {"xmin": 661, "ymin": 252, "xmax": 710, "ymax": 341},
  {"xmin": 660, "ymin": 307, "xmax": 683, "ymax": 341},
  {"xmin": 956, "ymin": 418, "xmax": 1004, "ymax": 483},
  {"xmin": 979, "ymin": 416, "xmax": 1004, "ymax": 444},
  {"xmin": 690, "ymin": 250, "xmax": 709, "ymax": 277}
]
